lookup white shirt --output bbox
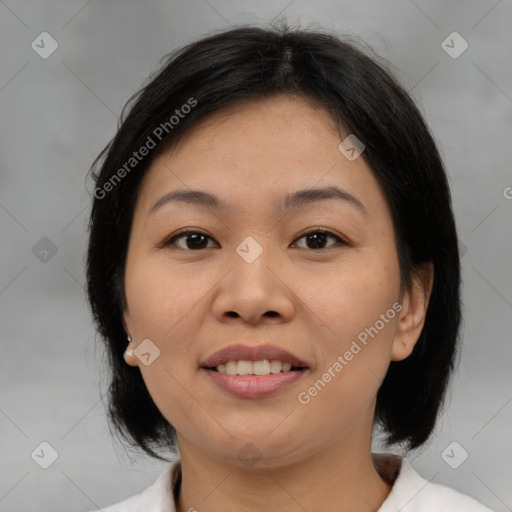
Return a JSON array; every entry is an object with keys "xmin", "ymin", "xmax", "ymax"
[{"xmin": 86, "ymin": 452, "xmax": 494, "ymax": 511}]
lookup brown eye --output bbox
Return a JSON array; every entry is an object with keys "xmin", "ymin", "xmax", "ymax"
[
  {"xmin": 163, "ymin": 230, "xmax": 218, "ymax": 250},
  {"xmin": 292, "ymin": 229, "xmax": 347, "ymax": 250},
  {"xmin": 160, "ymin": 228, "xmax": 348, "ymax": 251}
]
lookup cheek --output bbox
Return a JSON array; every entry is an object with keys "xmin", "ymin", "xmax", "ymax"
[
  {"xmin": 296, "ymin": 278, "xmax": 400, "ymax": 433},
  {"xmin": 314, "ymin": 249, "xmax": 400, "ymax": 338},
  {"xmin": 307, "ymin": 248, "xmax": 401, "ymax": 387},
  {"xmin": 124, "ymin": 254, "xmax": 206, "ymax": 338}
]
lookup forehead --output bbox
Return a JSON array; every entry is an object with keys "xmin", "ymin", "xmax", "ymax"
[{"xmin": 135, "ymin": 95, "xmax": 384, "ymax": 219}]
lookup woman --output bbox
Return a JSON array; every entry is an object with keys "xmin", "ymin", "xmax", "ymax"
[{"xmin": 85, "ymin": 22, "xmax": 494, "ymax": 511}]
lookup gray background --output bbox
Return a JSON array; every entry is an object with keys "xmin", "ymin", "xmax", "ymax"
[{"xmin": 1, "ymin": 1, "xmax": 511, "ymax": 511}]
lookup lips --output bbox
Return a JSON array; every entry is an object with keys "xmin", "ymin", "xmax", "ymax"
[{"xmin": 200, "ymin": 344, "xmax": 309, "ymax": 369}]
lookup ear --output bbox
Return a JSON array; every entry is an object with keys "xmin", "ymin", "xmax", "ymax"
[
  {"xmin": 391, "ymin": 262, "xmax": 434, "ymax": 362},
  {"xmin": 121, "ymin": 311, "xmax": 139, "ymax": 367}
]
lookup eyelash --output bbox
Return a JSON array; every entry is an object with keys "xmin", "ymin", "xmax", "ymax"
[{"xmin": 158, "ymin": 227, "xmax": 350, "ymax": 251}]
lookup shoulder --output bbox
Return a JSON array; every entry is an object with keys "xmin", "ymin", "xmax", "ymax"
[
  {"xmin": 83, "ymin": 460, "xmax": 180, "ymax": 512},
  {"xmin": 377, "ymin": 454, "xmax": 495, "ymax": 512}
]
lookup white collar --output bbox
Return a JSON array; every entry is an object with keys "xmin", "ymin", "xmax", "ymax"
[{"xmin": 103, "ymin": 452, "xmax": 492, "ymax": 511}]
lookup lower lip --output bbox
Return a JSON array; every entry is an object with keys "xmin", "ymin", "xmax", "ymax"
[{"xmin": 202, "ymin": 368, "xmax": 307, "ymax": 398}]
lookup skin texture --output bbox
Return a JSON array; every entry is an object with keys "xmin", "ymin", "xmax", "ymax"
[{"xmin": 122, "ymin": 95, "xmax": 434, "ymax": 512}]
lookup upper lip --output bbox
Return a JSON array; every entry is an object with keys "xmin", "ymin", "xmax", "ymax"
[{"xmin": 201, "ymin": 344, "xmax": 309, "ymax": 368}]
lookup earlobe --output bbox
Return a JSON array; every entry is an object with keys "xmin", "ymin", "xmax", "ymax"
[
  {"xmin": 124, "ymin": 345, "xmax": 138, "ymax": 366},
  {"xmin": 391, "ymin": 262, "xmax": 434, "ymax": 362},
  {"xmin": 123, "ymin": 336, "xmax": 139, "ymax": 366}
]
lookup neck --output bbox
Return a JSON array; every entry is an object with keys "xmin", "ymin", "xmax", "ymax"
[{"xmin": 175, "ymin": 425, "xmax": 393, "ymax": 512}]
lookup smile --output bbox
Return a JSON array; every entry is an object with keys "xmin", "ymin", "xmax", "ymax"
[
  {"xmin": 210, "ymin": 359, "xmax": 305, "ymax": 375},
  {"xmin": 203, "ymin": 368, "xmax": 308, "ymax": 398},
  {"xmin": 200, "ymin": 343, "xmax": 310, "ymax": 398}
]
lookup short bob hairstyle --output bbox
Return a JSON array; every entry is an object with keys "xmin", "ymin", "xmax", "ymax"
[{"xmin": 86, "ymin": 22, "xmax": 461, "ymax": 462}]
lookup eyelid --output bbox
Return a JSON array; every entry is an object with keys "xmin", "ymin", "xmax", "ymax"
[
  {"xmin": 294, "ymin": 226, "xmax": 351, "ymax": 246},
  {"xmin": 157, "ymin": 226, "xmax": 351, "ymax": 250},
  {"xmin": 155, "ymin": 228, "xmax": 214, "ymax": 249}
]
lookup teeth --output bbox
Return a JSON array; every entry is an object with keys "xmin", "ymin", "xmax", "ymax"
[
  {"xmin": 237, "ymin": 360, "xmax": 253, "ymax": 376},
  {"xmin": 253, "ymin": 360, "xmax": 270, "ymax": 375},
  {"xmin": 270, "ymin": 360, "xmax": 283, "ymax": 373},
  {"xmin": 215, "ymin": 360, "xmax": 296, "ymax": 375}
]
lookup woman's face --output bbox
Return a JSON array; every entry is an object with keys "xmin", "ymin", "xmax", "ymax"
[{"xmin": 122, "ymin": 95, "xmax": 430, "ymax": 467}]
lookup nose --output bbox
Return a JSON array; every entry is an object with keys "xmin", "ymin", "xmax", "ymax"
[{"xmin": 211, "ymin": 240, "xmax": 296, "ymax": 325}]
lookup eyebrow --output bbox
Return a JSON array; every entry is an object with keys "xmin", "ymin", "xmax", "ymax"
[{"xmin": 149, "ymin": 185, "xmax": 368, "ymax": 217}]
